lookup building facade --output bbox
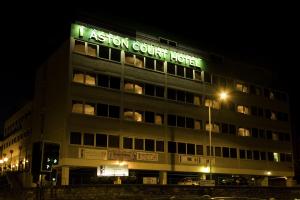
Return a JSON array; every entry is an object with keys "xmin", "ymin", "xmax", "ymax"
[{"xmin": 0, "ymin": 21, "xmax": 294, "ymax": 186}]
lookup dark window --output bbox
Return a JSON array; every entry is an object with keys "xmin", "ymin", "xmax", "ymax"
[
  {"xmin": 286, "ymin": 154, "xmax": 292, "ymax": 162},
  {"xmin": 145, "ymin": 84, "xmax": 155, "ymax": 96},
  {"xmin": 259, "ymin": 129, "xmax": 265, "ymax": 138},
  {"xmin": 70, "ymin": 132, "xmax": 81, "ymax": 145},
  {"xmin": 280, "ymin": 153, "xmax": 286, "ymax": 162},
  {"xmin": 167, "ymin": 88, "xmax": 177, "ymax": 100},
  {"xmin": 252, "ymin": 128, "xmax": 258, "ymax": 138},
  {"xmin": 265, "ymin": 109, "xmax": 271, "ymax": 119},
  {"xmin": 156, "ymin": 86, "xmax": 164, "ymax": 97},
  {"xmin": 203, "ymin": 71, "xmax": 211, "ymax": 83},
  {"xmin": 253, "ymin": 150, "xmax": 260, "ymax": 160},
  {"xmin": 97, "ymin": 74, "xmax": 109, "ymax": 87},
  {"xmin": 223, "ymin": 147, "xmax": 229, "ymax": 158},
  {"xmin": 207, "ymin": 146, "xmax": 214, "ymax": 156},
  {"xmin": 247, "ymin": 150, "xmax": 252, "ymax": 159},
  {"xmin": 156, "ymin": 141, "xmax": 164, "ymax": 152},
  {"xmin": 145, "ymin": 139, "xmax": 155, "ymax": 151},
  {"xmin": 110, "ymin": 48, "xmax": 121, "ymax": 62},
  {"xmin": 221, "ymin": 123, "xmax": 228, "ymax": 134},
  {"xmin": 177, "ymin": 90, "xmax": 185, "ymax": 102},
  {"xmin": 123, "ymin": 137, "xmax": 133, "ymax": 149},
  {"xmin": 145, "ymin": 111, "xmax": 155, "ymax": 123},
  {"xmin": 135, "ymin": 138, "xmax": 144, "ymax": 150},
  {"xmin": 196, "ymin": 145, "xmax": 203, "ymax": 155},
  {"xmin": 251, "ymin": 106, "xmax": 258, "ymax": 116},
  {"xmin": 84, "ymin": 133, "xmax": 94, "ymax": 146},
  {"xmin": 99, "ymin": 45, "xmax": 109, "ymax": 59},
  {"xmin": 177, "ymin": 116, "xmax": 185, "ymax": 128},
  {"xmin": 186, "ymin": 92, "xmax": 194, "ymax": 104},
  {"xmin": 258, "ymin": 108, "xmax": 264, "ymax": 117},
  {"xmin": 264, "ymin": 89, "xmax": 270, "ymax": 98},
  {"xmin": 178, "ymin": 143, "xmax": 186, "ymax": 154},
  {"xmin": 250, "ymin": 85, "xmax": 256, "ymax": 95},
  {"xmin": 230, "ymin": 148, "xmax": 237, "ymax": 158},
  {"xmin": 177, "ymin": 65, "xmax": 184, "ymax": 77},
  {"xmin": 266, "ymin": 130, "xmax": 272, "ymax": 140},
  {"xmin": 97, "ymin": 103, "xmax": 108, "ymax": 117},
  {"xmin": 186, "ymin": 117, "xmax": 194, "ymax": 129},
  {"xmin": 168, "ymin": 141, "xmax": 176, "ymax": 153},
  {"xmin": 194, "ymin": 70, "xmax": 202, "ymax": 81},
  {"xmin": 285, "ymin": 134, "xmax": 290, "ymax": 141},
  {"xmin": 279, "ymin": 132, "xmax": 285, "ymax": 141},
  {"xmin": 110, "ymin": 77, "xmax": 120, "ymax": 90},
  {"xmin": 215, "ymin": 147, "xmax": 222, "ymax": 157},
  {"xmin": 260, "ymin": 152, "xmax": 266, "ymax": 160},
  {"xmin": 96, "ymin": 134, "xmax": 107, "ymax": 147},
  {"xmin": 167, "ymin": 114, "xmax": 176, "ymax": 126},
  {"xmin": 145, "ymin": 57, "xmax": 155, "ymax": 70},
  {"xmin": 240, "ymin": 149, "xmax": 246, "ymax": 159},
  {"xmin": 229, "ymin": 124, "xmax": 236, "ymax": 134},
  {"xmin": 156, "ymin": 60, "xmax": 164, "ymax": 72},
  {"xmin": 186, "ymin": 68, "xmax": 193, "ymax": 79},
  {"xmin": 268, "ymin": 152, "xmax": 274, "ymax": 161},
  {"xmin": 187, "ymin": 143, "xmax": 195, "ymax": 155},
  {"xmin": 167, "ymin": 63, "xmax": 176, "ymax": 75},
  {"xmin": 109, "ymin": 105, "xmax": 120, "ymax": 118},
  {"xmin": 108, "ymin": 135, "xmax": 119, "ymax": 148}
]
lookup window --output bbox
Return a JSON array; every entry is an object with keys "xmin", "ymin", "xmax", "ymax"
[
  {"xmin": 73, "ymin": 71, "xmax": 96, "ymax": 86},
  {"xmin": 207, "ymin": 146, "xmax": 214, "ymax": 156},
  {"xmin": 205, "ymin": 99, "xmax": 220, "ymax": 109},
  {"xmin": 238, "ymin": 128, "xmax": 250, "ymax": 137},
  {"xmin": 203, "ymin": 71, "xmax": 211, "ymax": 83},
  {"xmin": 135, "ymin": 138, "xmax": 144, "ymax": 150},
  {"xmin": 205, "ymin": 122, "xmax": 220, "ymax": 133},
  {"xmin": 252, "ymin": 128, "xmax": 258, "ymax": 138},
  {"xmin": 253, "ymin": 150, "xmax": 260, "ymax": 160},
  {"xmin": 109, "ymin": 105, "xmax": 120, "ymax": 118},
  {"xmin": 186, "ymin": 117, "xmax": 194, "ymax": 129},
  {"xmin": 273, "ymin": 152, "xmax": 280, "ymax": 162},
  {"xmin": 177, "ymin": 90, "xmax": 185, "ymax": 102},
  {"xmin": 97, "ymin": 103, "xmax": 108, "ymax": 117},
  {"xmin": 229, "ymin": 124, "xmax": 236, "ymax": 134},
  {"xmin": 176, "ymin": 65, "xmax": 184, "ymax": 77},
  {"xmin": 187, "ymin": 143, "xmax": 195, "ymax": 155},
  {"xmin": 258, "ymin": 108, "xmax": 264, "ymax": 117},
  {"xmin": 266, "ymin": 130, "xmax": 272, "ymax": 140},
  {"xmin": 237, "ymin": 105, "xmax": 249, "ymax": 115},
  {"xmin": 167, "ymin": 114, "xmax": 176, "ymax": 126},
  {"xmin": 124, "ymin": 109, "xmax": 143, "ymax": 122},
  {"xmin": 167, "ymin": 88, "xmax": 177, "ymax": 100},
  {"xmin": 221, "ymin": 123, "xmax": 228, "ymax": 134},
  {"xmin": 73, "ymin": 71, "xmax": 84, "ymax": 84},
  {"xmin": 230, "ymin": 148, "xmax": 237, "ymax": 158},
  {"xmin": 145, "ymin": 57, "xmax": 155, "ymax": 70},
  {"xmin": 155, "ymin": 60, "xmax": 164, "ymax": 72},
  {"xmin": 196, "ymin": 145, "xmax": 203, "ymax": 155},
  {"xmin": 185, "ymin": 92, "xmax": 193, "ymax": 104},
  {"xmin": 155, "ymin": 113, "xmax": 164, "ymax": 125},
  {"xmin": 110, "ymin": 76, "xmax": 121, "ymax": 90},
  {"xmin": 186, "ymin": 68, "xmax": 193, "ymax": 79},
  {"xmin": 247, "ymin": 150, "xmax": 252, "ymax": 159},
  {"xmin": 96, "ymin": 134, "xmax": 107, "ymax": 147},
  {"xmin": 124, "ymin": 81, "xmax": 144, "ymax": 94},
  {"xmin": 280, "ymin": 153, "xmax": 286, "ymax": 162},
  {"xmin": 70, "ymin": 132, "xmax": 81, "ymax": 145},
  {"xmin": 110, "ymin": 48, "xmax": 121, "ymax": 62},
  {"xmin": 223, "ymin": 147, "xmax": 229, "ymax": 158},
  {"xmin": 156, "ymin": 86, "xmax": 164, "ymax": 97},
  {"xmin": 87, "ymin": 43, "xmax": 97, "ymax": 57},
  {"xmin": 239, "ymin": 149, "xmax": 246, "ymax": 159},
  {"xmin": 194, "ymin": 69, "xmax": 202, "ymax": 81},
  {"xmin": 259, "ymin": 129, "xmax": 265, "ymax": 138},
  {"xmin": 167, "ymin": 63, "xmax": 176, "ymax": 75},
  {"xmin": 272, "ymin": 132, "xmax": 279, "ymax": 141},
  {"xmin": 286, "ymin": 153, "xmax": 292, "ymax": 162},
  {"xmin": 72, "ymin": 101, "xmax": 83, "ymax": 114},
  {"xmin": 178, "ymin": 143, "xmax": 186, "ymax": 154},
  {"xmin": 84, "ymin": 133, "xmax": 94, "ymax": 146},
  {"xmin": 236, "ymin": 83, "xmax": 248, "ymax": 93},
  {"xmin": 177, "ymin": 116, "xmax": 185, "ymax": 128},
  {"xmin": 74, "ymin": 40, "xmax": 85, "ymax": 54},
  {"xmin": 270, "ymin": 111, "xmax": 277, "ymax": 120},
  {"xmin": 108, "ymin": 135, "xmax": 119, "ymax": 148},
  {"xmin": 123, "ymin": 137, "xmax": 133, "ymax": 149},
  {"xmin": 97, "ymin": 74, "xmax": 109, "ymax": 87},
  {"xmin": 145, "ymin": 139, "xmax": 155, "ymax": 151},
  {"xmin": 260, "ymin": 152, "xmax": 266, "ymax": 160},
  {"xmin": 84, "ymin": 103, "xmax": 95, "ymax": 115},
  {"xmin": 194, "ymin": 120, "xmax": 202, "ymax": 130},
  {"xmin": 145, "ymin": 111, "xmax": 155, "ymax": 123},
  {"xmin": 99, "ymin": 45, "xmax": 109, "ymax": 59},
  {"xmin": 156, "ymin": 141, "xmax": 164, "ymax": 152},
  {"xmin": 251, "ymin": 106, "xmax": 258, "ymax": 116},
  {"xmin": 145, "ymin": 84, "xmax": 155, "ymax": 96},
  {"xmin": 168, "ymin": 141, "xmax": 176, "ymax": 153},
  {"xmin": 215, "ymin": 147, "xmax": 222, "ymax": 157},
  {"xmin": 125, "ymin": 53, "xmax": 143, "ymax": 68}
]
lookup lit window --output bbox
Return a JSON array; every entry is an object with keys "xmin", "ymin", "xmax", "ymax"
[
  {"xmin": 124, "ymin": 82, "xmax": 134, "ymax": 91},
  {"xmin": 273, "ymin": 152, "xmax": 280, "ymax": 162},
  {"xmin": 271, "ymin": 112, "xmax": 277, "ymax": 120},
  {"xmin": 125, "ymin": 53, "xmax": 135, "ymax": 65},
  {"xmin": 85, "ymin": 74, "xmax": 96, "ymax": 86},
  {"xmin": 72, "ymin": 71, "xmax": 96, "ymax": 86},
  {"xmin": 74, "ymin": 40, "xmax": 85, "ymax": 54},
  {"xmin": 236, "ymin": 83, "xmax": 248, "ymax": 93},
  {"xmin": 135, "ymin": 55, "xmax": 144, "ymax": 68},
  {"xmin": 194, "ymin": 70, "xmax": 202, "ymax": 81},
  {"xmin": 124, "ymin": 110, "xmax": 143, "ymax": 122},
  {"xmin": 155, "ymin": 114, "xmax": 163, "ymax": 125},
  {"xmin": 272, "ymin": 132, "xmax": 279, "ymax": 141},
  {"xmin": 194, "ymin": 120, "xmax": 201, "ymax": 130},
  {"xmin": 124, "ymin": 81, "xmax": 143, "ymax": 94},
  {"xmin": 237, "ymin": 105, "xmax": 249, "ymax": 115},
  {"xmin": 72, "ymin": 101, "xmax": 83, "ymax": 113},
  {"xmin": 134, "ymin": 111, "xmax": 143, "ymax": 122},
  {"xmin": 87, "ymin": 44, "xmax": 97, "ymax": 57},
  {"xmin": 73, "ymin": 72, "xmax": 84, "ymax": 84},
  {"xmin": 238, "ymin": 128, "xmax": 250, "ymax": 137},
  {"xmin": 205, "ymin": 122, "xmax": 220, "ymax": 133},
  {"xmin": 84, "ymin": 103, "xmax": 95, "ymax": 115},
  {"xmin": 205, "ymin": 99, "xmax": 220, "ymax": 109},
  {"xmin": 124, "ymin": 110, "xmax": 134, "ymax": 121},
  {"xmin": 194, "ymin": 96, "xmax": 201, "ymax": 106},
  {"xmin": 125, "ymin": 53, "xmax": 144, "ymax": 68}
]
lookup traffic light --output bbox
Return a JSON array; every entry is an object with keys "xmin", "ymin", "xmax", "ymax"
[{"xmin": 41, "ymin": 142, "xmax": 60, "ymax": 172}]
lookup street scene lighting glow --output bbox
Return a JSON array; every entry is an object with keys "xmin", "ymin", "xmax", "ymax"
[{"xmin": 219, "ymin": 91, "xmax": 228, "ymax": 101}]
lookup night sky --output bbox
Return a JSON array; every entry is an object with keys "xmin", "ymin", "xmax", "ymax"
[{"xmin": 0, "ymin": 6, "xmax": 299, "ymax": 144}]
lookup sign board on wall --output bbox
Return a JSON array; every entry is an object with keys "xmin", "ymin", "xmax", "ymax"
[
  {"xmin": 179, "ymin": 155, "xmax": 198, "ymax": 164},
  {"xmin": 108, "ymin": 150, "xmax": 135, "ymax": 161},
  {"xmin": 79, "ymin": 148, "xmax": 107, "ymax": 160},
  {"xmin": 143, "ymin": 177, "xmax": 157, "ymax": 184},
  {"xmin": 136, "ymin": 152, "xmax": 158, "ymax": 161},
  {"xmin": 97, "ymin": 165, "xmax": 129, "ymax": 176}
]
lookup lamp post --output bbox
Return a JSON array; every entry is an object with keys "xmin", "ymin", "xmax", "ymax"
[{"xmin": 208, "ymin": 91, "xmax": 228, "ymax": 180}]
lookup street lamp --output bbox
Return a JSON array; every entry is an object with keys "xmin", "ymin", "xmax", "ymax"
[{"xmin": 208, "ymin": 90, "xmax": 229, "ymax": 180}]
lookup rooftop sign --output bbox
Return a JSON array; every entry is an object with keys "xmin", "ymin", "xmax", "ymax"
[{"xmin": 71, "ymin": 23, "xmax": 205, "ymax": 69}]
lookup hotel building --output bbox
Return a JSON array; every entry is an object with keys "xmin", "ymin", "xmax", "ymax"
[{"xmin": 0, "ymin": 20, "xmax": 294, "ymax": 186}]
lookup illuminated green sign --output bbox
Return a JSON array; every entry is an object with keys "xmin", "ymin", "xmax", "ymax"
[{"xmin": 71, "ymin": 24, "xmax": 205, "ymax": 69}]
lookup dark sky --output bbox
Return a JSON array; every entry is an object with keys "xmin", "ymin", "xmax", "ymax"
[{"xmin": 0, "ymin": 6, "xmax": 299, "ymax": 139}]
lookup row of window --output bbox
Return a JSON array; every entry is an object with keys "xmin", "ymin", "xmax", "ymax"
[
  {"xmin": 71, "ymin": 101, "xmax": 290, "ymax": 142},
  {"xmin": 73, "ymin": 71, "xmax": 289, "ymax": 122},
  {"xmin": 73, "ymin": 40, "xmax": 211, "ymax": 83},
  {"xmin": 0, "ymin": 130, "xmax": 31, "ymax": 150},
  {"xmin": 73, "ymin": 40, "xmax": 288, "ymax": 103},
  {"xmin": 69, "ymin": 132, "xmax": 292, "ymax": 162}
]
